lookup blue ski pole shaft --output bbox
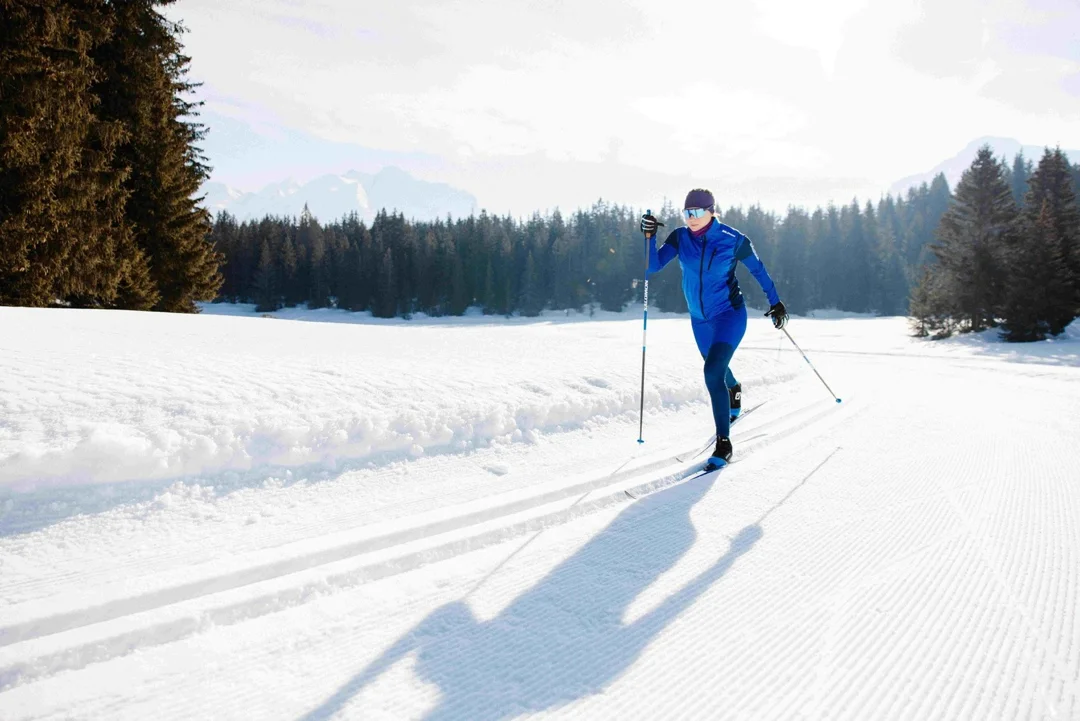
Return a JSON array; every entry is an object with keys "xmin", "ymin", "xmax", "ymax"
[{"xmin": 781, "ymin": 326, "xmax": 842, "ymax": 403}]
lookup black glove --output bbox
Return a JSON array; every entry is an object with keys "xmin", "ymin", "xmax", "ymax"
[
  {"xmin": 765, "ymin": 301, "xmax": 788, "ymax": 330},
  {"xmin": 640, "ymin": 213, "xmax": 665, "ymax": 237}
]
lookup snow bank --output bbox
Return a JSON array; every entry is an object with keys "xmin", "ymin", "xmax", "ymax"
[
  {"xmin": 0, "ymin": 306, "xmax": 716, "ymax": 492},
  {"xmin": 5, "ymin": 304, "xmax": 1073, "ymax": 493}
]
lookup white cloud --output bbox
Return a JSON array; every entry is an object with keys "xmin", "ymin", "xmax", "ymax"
[
  {"xmin": 752, "ymin": 0, "xmax": 870, "ymax": 75},
  {"xmin": 168, "ymin": 0, "xmax": 1080, "ymax": 214}
]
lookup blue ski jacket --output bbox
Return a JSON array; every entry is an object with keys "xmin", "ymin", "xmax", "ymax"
[{"xmin": 646, "ymin": 219, "xmax": 780, "ymax": 321}]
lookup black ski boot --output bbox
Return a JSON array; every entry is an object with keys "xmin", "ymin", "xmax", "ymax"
[
  {"xmin": 729, "ymin": 383, "xmax": 742, "ymax": 423},
  {"xmin": 706, "ymin": 436, "xmax": 733, "ymax": 470}
]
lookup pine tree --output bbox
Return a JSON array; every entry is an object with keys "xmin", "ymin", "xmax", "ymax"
[
  {"xmin": 278, "ymin": 233, "xmax": 300, "ymax": 306},
  {"xmin": 210, "ymin": 210, "xmax": 240, "ymax": 300},
  {"xmin": 1071, "ymin": 161, "xmax": 1080, "ymax": 209},
  {"xmin": 519, "ymin": 250, "xmax": 542, "ymax": 316},
  {"xmin": 90, "ymin": 0, "xmax": 221, "ymax": 312},
  {"xmin": 1014, "ymin": 148, "xmax": 1080, "ymax": 334},
  {"xmin": 374, "ymin": 246, "xmax": 396, "ymax": 318},
  {"xmin": 482, "ymin": 259, "xmax": 496, "ymax": 314},
  {"xmin": 908, "ymin": 266, "xmax": 955, "ymax": 338},
  {"xmin": 928, "ymin": 145, "xmax": 1016, "ymax": 332},
  {"xmin": 336, "ymin": 241, "xmax": 364, "ymax": 312},
  {"xmin": 252, "ymin": 238, "xmax": 279, "ymax": 312},
  {"xmin": 449, "ymin": 251, "xmax": 469, "ymax": 315},
  {"xmin": 1009, "ymin": 152, "xmax": 1032, "ymax": 209},
  {"xmin": 1000, "ymin": 201, "xmax": 1070, "ymax": 341},
  {"xmin": 0, "ymin": 0, "xmax": 135, "ymax": 307},
  {"xmin": 874, "ymin": 224, "xmax": 908, "ymax": 315},
  {"xmin": 300, "ymin": 206, "xmax": 329, "ymax": 308}
]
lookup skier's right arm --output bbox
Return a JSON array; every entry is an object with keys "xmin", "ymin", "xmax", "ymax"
[{"xmin": 646, "ymin": 231, "xmax": 678, "ymax": 276}]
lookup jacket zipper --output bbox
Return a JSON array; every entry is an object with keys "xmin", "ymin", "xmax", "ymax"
[
  {"xmin": 698, "ymin": 237, "xmax": 707, "ymax": 321},
  {"xmin": 707, "ymin": 248, "xmax": 718, "ymax": 270}
]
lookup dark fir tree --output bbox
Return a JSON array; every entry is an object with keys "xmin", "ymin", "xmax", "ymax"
[
  {"xmin": 518, "ymin": 251, "xmax": 542, "ymax": 316},
  {"xmin": 449, "ymin": 250, "xmax": 469, "ymax": 316},
  {"xmin": 1010, "ymin": 148, "xmax": 1080, "ymax": 335},
  {"xmin": 374, "ymin": 246, "xmax": 396, "ymax": 318},
  {"xmin": 1000, "ymin": 200, "xmax": 1071, "ymax": 341},
  {"xmin": 482, "ymin": 259, "xmax": 496, "ymax": 314},
  {"xmin": 1071, "ymin": 160, "xmax": 1080, "ymax": 209},
  {"xmin": 0, "ymin": 0, "xmax": 141, "ymax": 307},
  {"xmin": 299, "ymin": 206, "xmax": 330, "ymax": 308},
  {"xmin": 210, "ymin": 211, "xmax": 241, "ymax": 300},
  {"xmin": 278, "ymin": 232, "xmax": 300, "ymax": 306},
  {"xmin": 867, "ymin": 198, "xmax": 908, "ymax": 316},
  {"xmin": 252, "ymin": 238, "xmax": 279, "ymax": 313},
  {"xmin": 909, "ymin": 266, "xmax": 955, "ymax": 338},
  {"xmin": 91, "ymin": 0, "xmax": 222, "ymax": 312},
  {"xmin": 1008, "ymin": 152, "xmax": 1032, "ymax": 209},
  {"xmin": 924, "ymin": 145, "xmax": 1016, "ymax": 333}
]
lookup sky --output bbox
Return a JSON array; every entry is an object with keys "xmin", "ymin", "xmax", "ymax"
[{"xmin": 167, "ymin": 0, "xmax": 1080, "ymax": 216}]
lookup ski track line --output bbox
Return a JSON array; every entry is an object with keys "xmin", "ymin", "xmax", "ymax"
[
  {"xmin": 0, "ymin": 410, "xmax": 728, "ymax": 607},
  {"xmin": 0, "ymin": 372, "xmax": 803, "ymax": 611},
  {"xmin": 0, "ymin": 398, "xmax": 860, "ymax": 688},
  {"xmin": 0, "ymin": 422, "xmax": 720, "ymax": 603},
  {"xmin": 0, "ymin": 395, "xmax": 736, "ymax": 600},
  {"xmin": 0, "ymin": 395, "xmax": 859, "ymax": 669}
]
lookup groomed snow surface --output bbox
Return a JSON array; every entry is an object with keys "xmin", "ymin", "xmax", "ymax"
[{"xmin": 1, "ymin": 304, "xmax": 1078, "ymax": 720}]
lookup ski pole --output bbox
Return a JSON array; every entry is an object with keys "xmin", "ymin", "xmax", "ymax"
[
  {"xmin": 780, "ymin": 326, "xmax": 842, "ymax": 404},
  {"xmin": 637, "ymin": 222, "xmax": 650, "ymax": 444},
  {"xmin": 637, "ymin": 209, "xmax": 663, "ymax": 444}
]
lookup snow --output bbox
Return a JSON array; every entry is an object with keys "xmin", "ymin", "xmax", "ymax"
[
  {"xmin": 0, "ymin": 304, "xmax": 716, "ymax": 493},
  {"xmin": 1, "ymin": 304, "xmax": 1079, "ymax": 720}
]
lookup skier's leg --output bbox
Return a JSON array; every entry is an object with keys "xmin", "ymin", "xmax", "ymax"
[
  {"xmin": 704, "ymin": 307, "xmax": 749, "ymax": 438},
  {"xmin": 716, "ymin": 307, "xmax": 748, "ymax": 421},
  {"xmin": 704, "ymin": 341, "xmax": 736, "ymax": 439}
]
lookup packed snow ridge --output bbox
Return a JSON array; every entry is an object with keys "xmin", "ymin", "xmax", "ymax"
[{"xmin": 0, "ymin": 305, "xmax": 726, "ymax": 491}]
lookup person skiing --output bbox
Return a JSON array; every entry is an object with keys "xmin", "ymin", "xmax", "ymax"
[{"xmin": 640, "ymin": 188, "xmax": 787, "ymax": 468}]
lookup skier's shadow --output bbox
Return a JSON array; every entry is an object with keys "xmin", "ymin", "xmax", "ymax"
[{"xmin": 299, "ymin": 474, "xmax": 762, "ymax": 721}]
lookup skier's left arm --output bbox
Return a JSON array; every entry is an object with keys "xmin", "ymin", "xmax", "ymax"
[{"xmin": 735, "ymin": 235, "xmax": 781, "ymax": 306}]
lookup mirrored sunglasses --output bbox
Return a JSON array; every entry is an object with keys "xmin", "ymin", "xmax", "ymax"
[{"xmin": 682, "ymin": 207, "xmax": 712, "ymax": 219}]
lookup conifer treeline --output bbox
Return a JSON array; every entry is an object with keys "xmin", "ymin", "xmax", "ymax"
[
  {"xmin": 0, "ymin": 0, "xmax": 221, "ymax": 311},
  {"xmin": 210, "ymin": 178, "xmax": 957, "ymax": 319},
  {"xmin": 911, "ymin": 146, "xmax": 1080, "ymax": 341}
]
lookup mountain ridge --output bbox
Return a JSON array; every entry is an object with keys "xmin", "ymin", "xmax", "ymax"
[
  {"xmin": 890, "ymin": 136, "xmax": 1080, "ymax": 195},
  {"xmin": 201, "ymin": 166, "xmax": 478, "ymax": 223}
]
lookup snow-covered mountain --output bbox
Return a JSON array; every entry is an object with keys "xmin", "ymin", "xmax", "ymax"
[
  {"xmin": 199, "ymin": 166, "xmax": 478, "ymax": 223},
  {"xmin": 891, "ymin": 136, "xmax": 1080, "ymax": 195}
]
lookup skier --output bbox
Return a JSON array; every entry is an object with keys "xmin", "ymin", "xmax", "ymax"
[{"xmin": 640, "ymin": 188, "xmax": 787, "ymax": 468}]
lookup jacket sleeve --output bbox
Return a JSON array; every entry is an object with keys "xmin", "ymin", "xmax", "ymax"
[
  {"xmin": 735, "ymin": 235, "xmax": 781, "ymax": 306},
  {"xmin": 646, "ymin": 230, "xmax": 679, "ymax": 276}
]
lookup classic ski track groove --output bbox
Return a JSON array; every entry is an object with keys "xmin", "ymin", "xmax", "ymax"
[
  {"xmin": 0, "ymin": 395, "xmax": 857, "ymax": 688},
  {"xmin": 0, "ymin": 370, "xmax": 806, "ymax": 608}
]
